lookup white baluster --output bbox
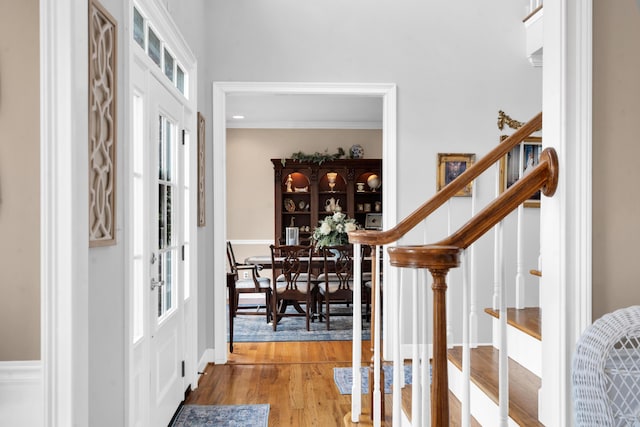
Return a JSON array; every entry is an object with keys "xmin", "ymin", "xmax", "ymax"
[
  {"xmin": 447, "ymin": 200, "xmax": 453, "ymax": 348},
  {"xmin": 411, "ymin": 268, "xmax": 422, "ymax": 426},
  {"xmin": 422, "ymin": 269, "xmax": 431, "ymax": 425},
  {"xmin": 470, "ymin": 180, "xmax": 478, "ymax": 348},
  {"xmin": 498, "ymin": 223, "xmax": 509, "ymax": 427},
  {"xmin": 392, "ymin": 262, "xmax": 403, "ymax": 426},
  {"xmin": 351, "ymin": 243, "xmax": 362, "ymax": 422},
  {"xmin": 516, "ymin": 144, "xmax": 525, "ymax": 308},
  {"xmin": 462, "ymin": 250, "xmax": 471, "ymax": 427},
  {"xmin": 372, "ymin": 245, "xmax": 382, "ymax": 427},
  {"xmin": 494, "ymin": 244, "xmax": 501, "ymax": 311},
  {"xmin": 421, "ymin": 268, "xmax": 429, "ymax": 427}
]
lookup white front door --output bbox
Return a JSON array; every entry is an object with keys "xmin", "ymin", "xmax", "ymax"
[{"xmin": 148, "ymin": 76, "xmax": 186, "ymax": 427}]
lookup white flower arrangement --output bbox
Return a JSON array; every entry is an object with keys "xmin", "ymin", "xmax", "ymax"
[{"xmin": 311, "ymin": 212, "xmax": 359, "ymax": 248}]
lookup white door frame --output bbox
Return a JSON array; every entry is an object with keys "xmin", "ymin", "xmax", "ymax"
[
  {"xmin": 211, "ymin": 82, "xmax": 397, "ymax": 363},
  {"xmin": 40, "ymin": 0, "xmax": 89, "ymax": 425},
  {"xmin": 539, "ymin": 1, "xmax": 593, "ymax": 425}
]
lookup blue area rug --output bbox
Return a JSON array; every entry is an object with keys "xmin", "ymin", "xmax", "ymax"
[
  {"xmin": 171, "ymin": 404, "xmax": 269, "ymax": 427},
  {"xmin": 333, "ymin": 365, "xmax": 414, "ymax": 394},
  {"xmin": 229, "ymin": 304, "xmax": 370, "ymax": 342}
]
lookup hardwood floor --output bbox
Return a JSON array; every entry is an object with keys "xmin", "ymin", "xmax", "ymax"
[
  {"xmin": 185, "ymin": 341, "xmax": 386, "ymax": 426},
  {"xmin": 185, "ymin": 341, "xmax": 477, "ymax": 426}
]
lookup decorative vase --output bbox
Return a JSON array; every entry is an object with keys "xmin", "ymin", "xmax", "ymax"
[{"xmin": 350, "ymin": 144, "xmax": 364, "ymax": 159}]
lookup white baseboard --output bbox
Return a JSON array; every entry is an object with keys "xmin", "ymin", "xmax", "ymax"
[
  {"xmin": 198, "ymin": 349, "xmax": 215, "ymax": 373},
  {"xmin": 0, "ymin": 361, "xmax": 42, "ymax": 426}
]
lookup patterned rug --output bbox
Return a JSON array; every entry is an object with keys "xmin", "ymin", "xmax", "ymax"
[
  {"xmin": 333, "ymin": 365, "xmax": 414, "ymax": 394},
  {"xmin": 229, "ymin": 304, "xmax": 370, "ymax": 342},
  {"xmin": 171, "ymin": 404, "xmax": 269, "ymax": 427}
]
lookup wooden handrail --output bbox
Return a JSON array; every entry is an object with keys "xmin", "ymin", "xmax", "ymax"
[{"xmin": 348, "ymin": 112, "xmax": 542, "ymax": 246}]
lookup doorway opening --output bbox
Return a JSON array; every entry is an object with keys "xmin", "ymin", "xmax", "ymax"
[{"xmin": 212, "ymin": 82, "xmax": 397, "ymax": 363}]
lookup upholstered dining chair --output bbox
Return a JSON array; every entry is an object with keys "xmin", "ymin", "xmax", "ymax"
[
  {"xmin": 317, "ymin": 245, "xmax": 355, "ymax": 330},
  {"xmin": 226, "ymin": 241, "xmax": 271, "ymax": 323},
  {"xmin": 269, "ymin": 244, "xmax": 316, "ymax": 331}
]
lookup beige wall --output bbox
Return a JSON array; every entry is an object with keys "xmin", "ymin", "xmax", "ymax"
[
  {"xmin": 592, "ymin": 0, "xmax": 640, "ymax": 319},
  {"xmin": 226, "ymin": 128, "xmax": 381, "ymax": 263},
  {"xmin": 0, "ymin": 0, "xmax": 40, "ymax": 360}
]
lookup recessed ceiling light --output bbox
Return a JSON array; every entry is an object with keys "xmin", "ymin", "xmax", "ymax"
[{"xmin": 232, "ymin": 115, "xmax": 245, "ymax": 120}]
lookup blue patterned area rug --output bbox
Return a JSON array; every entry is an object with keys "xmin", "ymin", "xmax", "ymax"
[
  {"xmin": 171, "ymin": 404, "xmax": 269, "ymax": 427},
  {"xmin": 229, "ymin": 304, "xmax": 370, "ymax": 342},
  {"xmin": 333, "ymin": 365, "xmax": 414, "ymax": 394}
]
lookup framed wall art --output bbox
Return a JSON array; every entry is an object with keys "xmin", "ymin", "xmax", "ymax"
[
  {"xmin": 437, "ymin": 153, "xmax": 475, "ymax": 197},
  {"xmin": 499, "ymin": 136, "xmax": 542, "ymax": 207}
]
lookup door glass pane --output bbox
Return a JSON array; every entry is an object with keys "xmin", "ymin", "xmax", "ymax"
[
  {"xmin": 164, "ymin": 48, "xmax": 174, "ymax": 82},
  {"xmin": 157, "ymin": 250, "xmax": 174, "ymax": 318},
  {"xmin": 165, "ymin": 119, "xmax": 172, "ymax": 181},
  {"xmin": 133, "ymin": 7, "xmax": 145, "ymax": 49},
  {"xmin": 157, "ymin": 253, "xmax": 163, "ymax": 317},
  {"xmin": 148, "ymin": 27, "xmax": 161, "ymax": 67},
  {"xmin": 176, "ymin": 66, "xmax": 185, "ymax": 95},
  {"xmin": 157, "ymin": 113, "xmax": 176, "ymax": 319},
  {"xmin": 158, "ymin": 117, "xmax": 164, "ymax": 180},
  {"xmin": 165, "ymin": 251, "xmax": 173, "ymax": 311}
]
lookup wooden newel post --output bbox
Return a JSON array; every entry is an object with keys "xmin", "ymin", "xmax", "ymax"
[
  {"xmin": 387, "ymin": 244, "xmax": 460, "ymax": 426},
  {"xmin": 430, "ymin": 267, "xmax": 450, "ymax": 427}
]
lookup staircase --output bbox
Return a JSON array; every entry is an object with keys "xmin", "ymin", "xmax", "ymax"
[
  {"xmin": 345, "ymin": 111, "xmax": 557, "ymax": 426},
  {"xmin": 398, "ymin": 308, "xmax": 544, "ymax": 426},
  {"xmin": 447, "ymin": 307, "xmax": 543, "ymax": 426}
]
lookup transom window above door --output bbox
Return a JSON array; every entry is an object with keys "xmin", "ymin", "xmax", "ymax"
[{"xmin": 133, "ymin": 5, "xmax": 187, "ymax": 97}]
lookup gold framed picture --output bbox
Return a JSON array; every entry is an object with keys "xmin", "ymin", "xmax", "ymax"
[
  {"xmin": 437, "ymin": 153, "xmax": 476, "ymax": 197},
  {"xmin": 499, "ymin": 136, "xmax": 542, "ymax": 208}
]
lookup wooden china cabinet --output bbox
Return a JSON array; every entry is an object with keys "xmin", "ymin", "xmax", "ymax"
[{"xmin": 271, "ymin": 158, "xmax": 382, "ymax": 245}]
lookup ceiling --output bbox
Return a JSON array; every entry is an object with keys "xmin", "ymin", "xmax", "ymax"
[{"xmin": 225, "ymin": 93, "xmax": 383, "ymax": 129}]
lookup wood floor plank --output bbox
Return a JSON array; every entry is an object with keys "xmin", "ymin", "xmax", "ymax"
[{"xmin": 187, "ymin": 341, "xmax": 379, "ymax": 427}]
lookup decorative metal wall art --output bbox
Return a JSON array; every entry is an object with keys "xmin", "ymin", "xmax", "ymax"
[{"xmin": 89, "ymin": 0, "xmax": 118, "ymax": 246}]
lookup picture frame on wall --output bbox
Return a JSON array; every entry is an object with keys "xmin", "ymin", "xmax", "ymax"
[
  {"xmin": 436, "ymin": 153, "xmax": 475, "ymax": 197},
  {"xmin": 499, "ymin": 136, "xmax": 542, "ymax": 208},
  {"xmin": 364, "ymin": 213, "xmax": 382, "ymax": 230}
]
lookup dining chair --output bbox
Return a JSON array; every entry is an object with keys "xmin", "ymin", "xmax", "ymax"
[
  {"xmin": 317, "ymin": 245, "xmax": 355, "ymax": 330},
  {"xmin": 269, "ymin": 244, "xmax": 316, "ymax": 331},
  {"xmin": 226, "ymin": 241, "xmax": 272, "ymax": 324}
]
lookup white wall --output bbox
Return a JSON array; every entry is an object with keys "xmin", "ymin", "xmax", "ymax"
[{"xmin": 87, "ymin": 0, "xmax": 126, "ymax": 424}]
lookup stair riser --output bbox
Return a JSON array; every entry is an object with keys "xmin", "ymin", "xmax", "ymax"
[
  {"xmin": 448, "ymin": 360, "xmax": 519, "ymax": 427},
  {"xmin": 491, "ymin": 318, "xmax": 541, "ymax": 377}
]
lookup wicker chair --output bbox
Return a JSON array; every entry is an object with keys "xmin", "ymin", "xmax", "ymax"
[{"xmin": 573, "ymin": 305, "xmax": 640, "ymax": 426}]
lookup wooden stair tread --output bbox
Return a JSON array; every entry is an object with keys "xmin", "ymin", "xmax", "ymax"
[
  {"xmin": 400, "ymin": 386, "xmax": 481, "ymax": 426},
  {"xmin": 484, "ymin": 307, "xmax": 541, "ymax": 340},
  {"xmin": 448, "ymin": 346, "xmax": 543, "ymax": 427}
]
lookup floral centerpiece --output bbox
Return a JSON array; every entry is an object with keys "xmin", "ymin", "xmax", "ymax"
[{"xmin": 311, "ymin": 212, "xmax": 359, "ymax": 248}]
